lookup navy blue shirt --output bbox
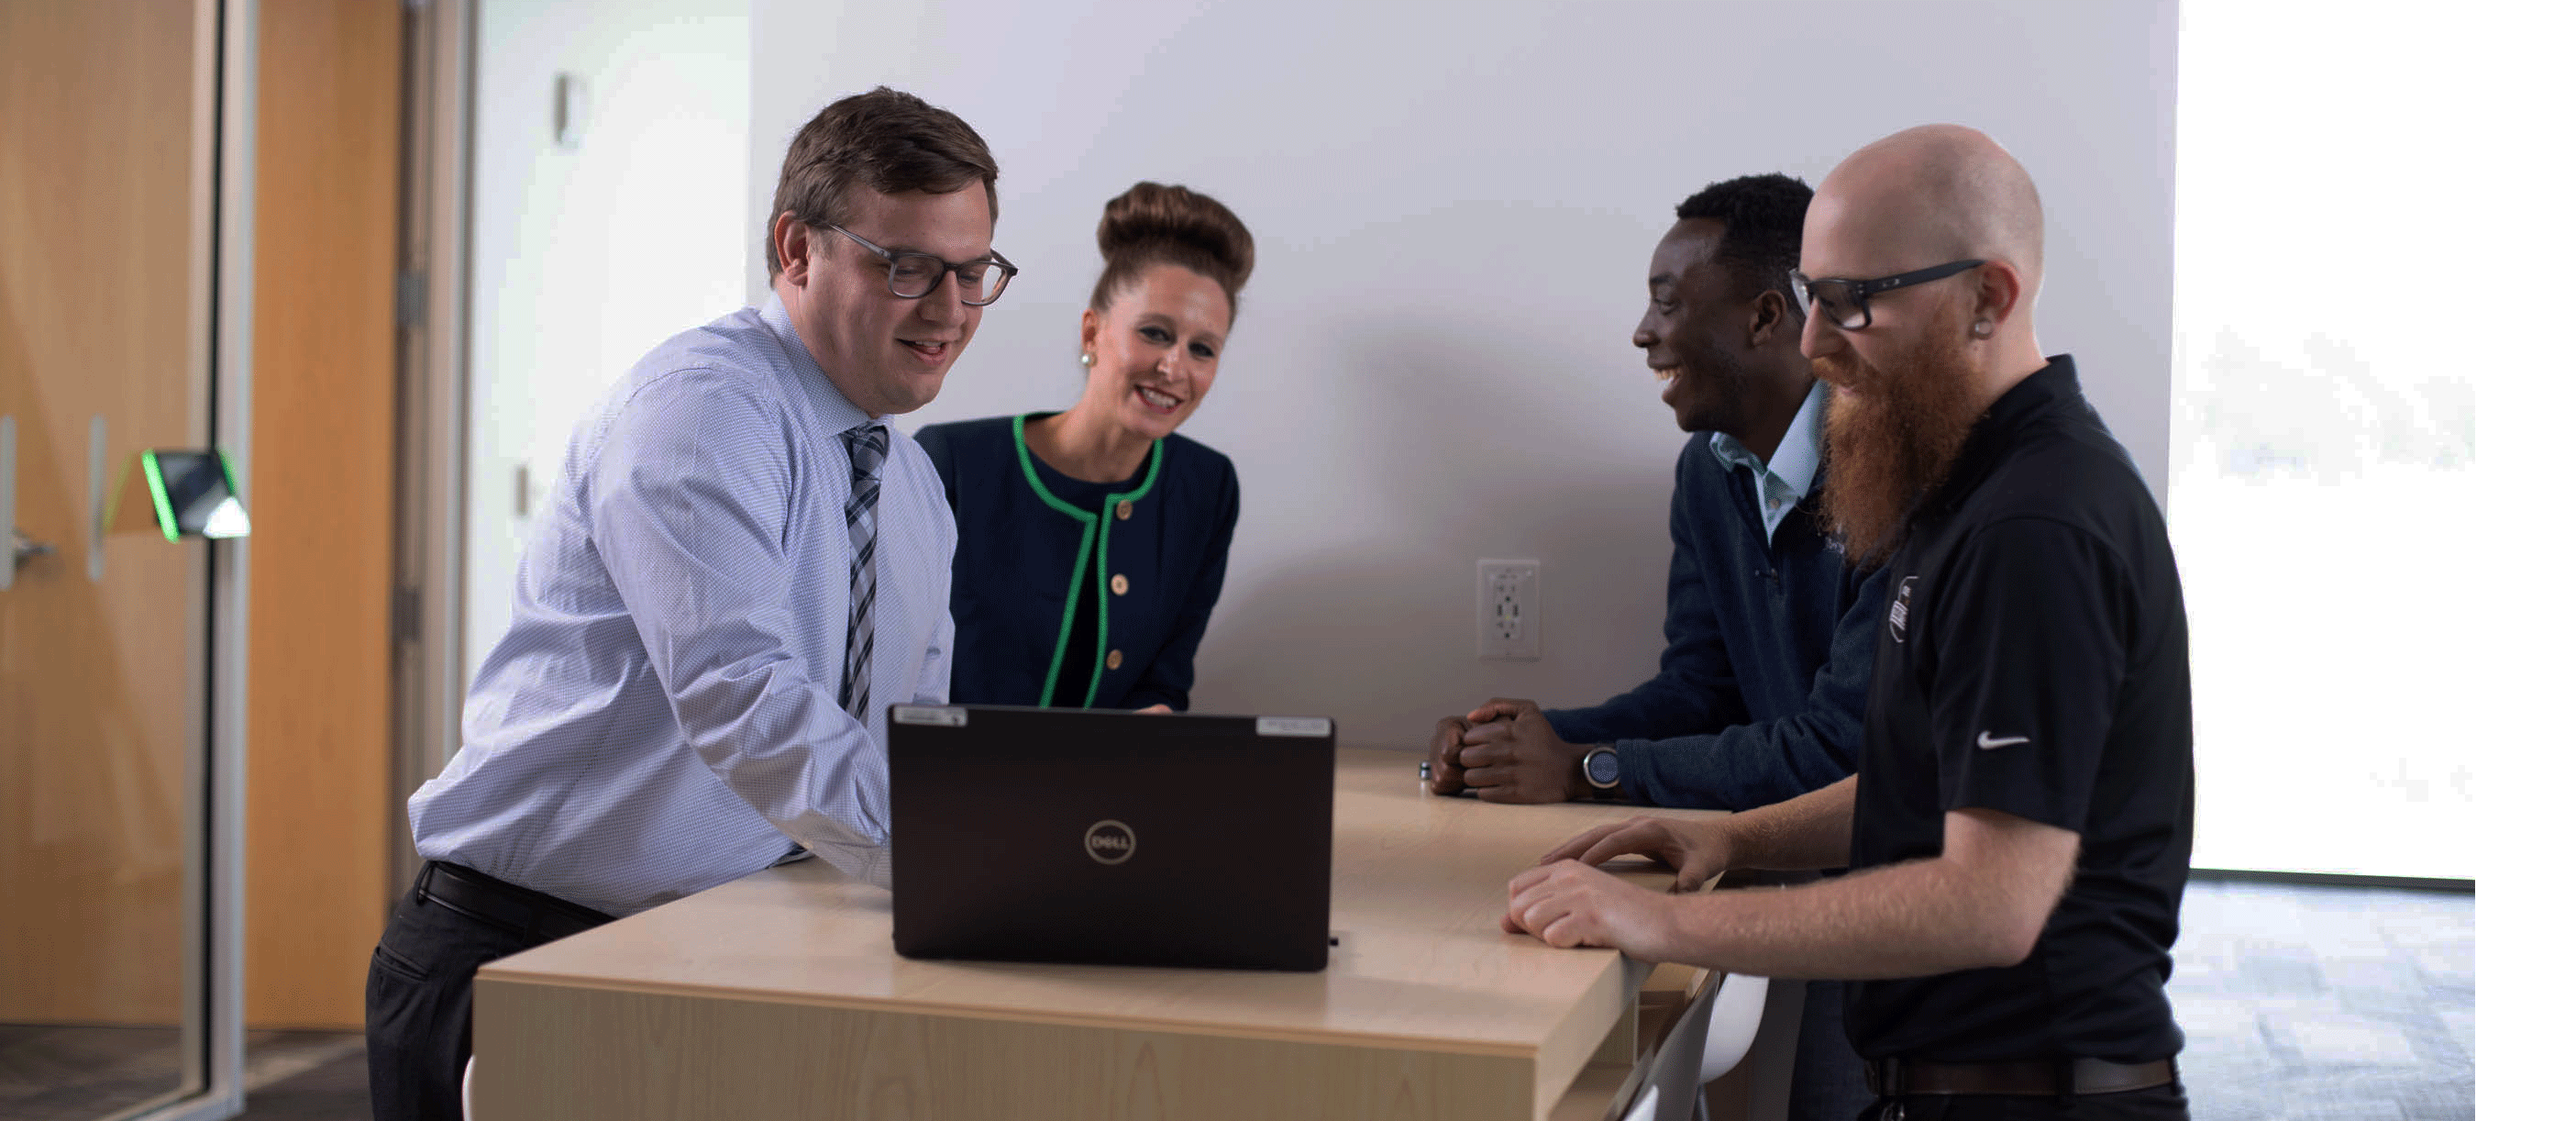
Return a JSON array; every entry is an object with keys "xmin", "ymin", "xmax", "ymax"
[
  {"xmin": 1543, "ymin": 434, "xmax": 1885, "ymax": 810},
  {"xmin": 915, "ymin": 414, "xmax": 1238, "ymax": 711}
]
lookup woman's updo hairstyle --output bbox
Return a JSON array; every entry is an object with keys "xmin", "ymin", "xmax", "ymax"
[{"xmin": 1088, "ymin": 182, "xmax": 1255, "ymax": 319}]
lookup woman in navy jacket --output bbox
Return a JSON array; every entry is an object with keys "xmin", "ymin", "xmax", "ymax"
[{"xmin": 915, "ymin": 183, "xmax": 1249, "ymax": 711}]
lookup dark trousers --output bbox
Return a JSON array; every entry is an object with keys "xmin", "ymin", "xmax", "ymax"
[
  {"xmin": 364, "ymin": 869, "xmax": 601, "ymax": 1121},
  {"xmin": 1792, "ymin": 980, "xmax": 1876, "ymax": 1120},
  {"xmin": 1856, "ymin": 1081, "xmax": 2189, "ymax": 1120}
]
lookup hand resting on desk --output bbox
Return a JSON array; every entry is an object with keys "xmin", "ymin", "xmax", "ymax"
[
  {"xmin": 1500, "ymin": 815, "xmax": 1733, "ymax": 955},
  {"xmin": 1540, "ymin": 816, "xmax": 1731, "ymax": 891},
  {"xmin": 1501, "ymin": 860, "xmax": 1684, "ymax": 955},
  {"xmin": 1422, "ymin": 698, "xmax": 1598, "ymax": 803}
]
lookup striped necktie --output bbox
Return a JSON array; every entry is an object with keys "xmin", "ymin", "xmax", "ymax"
[{"xmin": 838, "ymin": 423, "xmax": 890, "ymax": 720}]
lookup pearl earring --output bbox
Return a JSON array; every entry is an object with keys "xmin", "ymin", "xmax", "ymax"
[
  {"xmin": 1080, "ymin": 351, "xmax": 1095, "ymax": 367},
  {"xmin": 1972, "ymin": 319, "xmax": 1994, "ymax": 339}
]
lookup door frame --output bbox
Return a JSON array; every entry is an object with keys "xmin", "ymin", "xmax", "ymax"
[
  {"xmin": 153, "ymin": 0, "xmax": 253, "ymax": 1117},
  {"xmin": 391, "ymin": 0, "xmax": 476, "ymax": 887},
  {"xmin": 199, "ymin": 0, "xmax": 251, "ymax": 1112}
]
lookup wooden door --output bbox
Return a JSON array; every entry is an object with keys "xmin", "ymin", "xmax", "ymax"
[{"xmin": 244, "ymin": 0, "xmax": 402, "ymax": 1029}]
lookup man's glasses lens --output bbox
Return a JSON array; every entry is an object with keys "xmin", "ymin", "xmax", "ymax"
[
  {"xmin": 956, "ymin": 261, "xmax": 1007, "ymax": 305},
  {"xmin": 885, "ymin": 257, "xmax": 942, "ymax": 295},
  {"xmin": 1793, "ymin": 275, "xmax": 1868, "ymax": 330},
  {"xmin": 1817, "ymin": 283, "xmax": 1867, "ymax": 330}
]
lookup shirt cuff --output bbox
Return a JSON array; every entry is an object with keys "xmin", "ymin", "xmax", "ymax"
[
  {"xmin": 805, "ymin": 838, "xmax": 894, "ymax": 891},
  {"xmin": 1609, "ymin": 738, "xmax": 1663, "ymax": 805}
]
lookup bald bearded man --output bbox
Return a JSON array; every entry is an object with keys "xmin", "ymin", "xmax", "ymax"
[{"xmin": 1502, "ymin": 125, "xmax": 2193, "ymax": 1121}]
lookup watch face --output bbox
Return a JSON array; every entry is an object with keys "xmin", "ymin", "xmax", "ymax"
[{"xmin": 1585, "ymin": 749, "xmax": 1619, "ymax": 787}]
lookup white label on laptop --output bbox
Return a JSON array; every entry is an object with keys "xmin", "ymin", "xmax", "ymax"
[
  {"xmin": 891, "ymin": 705, "xmax": 967, "ymax": 727},
  {"xmin": 1255, "ymin": 716, "xmax": 1332, "ymax": 738}
]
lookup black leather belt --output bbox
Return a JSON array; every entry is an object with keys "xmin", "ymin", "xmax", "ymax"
[
  {"xmin": 1865, "ymin": 1056, "xmax": 2176, "ymax": 1097},
  {"xmin": 415, "ymin": 860, "xmax": 614, "ymax": 944}
]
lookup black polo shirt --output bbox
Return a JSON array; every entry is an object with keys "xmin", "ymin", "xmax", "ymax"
[{"xmin": 1844, "ymin": 356, "xmax": 2193, "ymax": 1064}]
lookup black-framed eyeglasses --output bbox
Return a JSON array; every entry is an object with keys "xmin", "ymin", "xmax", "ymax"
[
  {"xmin": 1789, "ymin": 259, "xmax": 1985, "ymax": 331},
  {"xmin": 820, "ymin": 224, "xmax": 1018, "ymax": 306}
]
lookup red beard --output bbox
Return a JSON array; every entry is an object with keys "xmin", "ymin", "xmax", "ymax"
[{"xmin": 1816, "ymin": 322, "xmax": 1987, "ymax": 569}]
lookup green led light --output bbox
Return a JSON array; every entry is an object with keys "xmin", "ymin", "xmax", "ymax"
[{"xmin": 140, "ymin": 450, "xmax": 181, "ymax": 543}]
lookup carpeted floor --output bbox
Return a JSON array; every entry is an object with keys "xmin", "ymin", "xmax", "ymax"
[
  {"xmin": 236, "ymin": 1035, "xmax": 372, "ymax": 1121},
  {"xmin": 2168, "ymin": 878, "xmax": 2473, "ymax": 1120},
  {"xmin": 0, "ymin": 1027, "xmax": 366, "ymax": 1121},
  {"xmin": 0, "ymin": 1024, "xmax": 183, "ymax": 1121}
]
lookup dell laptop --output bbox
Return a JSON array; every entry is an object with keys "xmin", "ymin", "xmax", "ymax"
[{"xmin": 889, "ymin": 705, "xmax": 1336, "ymax": 971}]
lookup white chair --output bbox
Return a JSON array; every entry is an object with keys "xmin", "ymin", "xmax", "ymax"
[
  {"xmin": 1621, "ymin": 971, "xmax": 1773, "ymax": 1121},
  {"xmin": 460, "ymin": 1055, "xmax": 477, "ymax": 1121}
]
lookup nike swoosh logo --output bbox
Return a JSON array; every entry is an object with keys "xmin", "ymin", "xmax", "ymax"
[{"xmin": 1976, "ymin": 732, "xmax": 2030, "ymax": 749}]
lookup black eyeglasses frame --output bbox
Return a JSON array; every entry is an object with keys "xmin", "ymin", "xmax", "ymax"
[{"xmin": 1790, "ymin": 259, "xmax": 1986, "ymax": 330}]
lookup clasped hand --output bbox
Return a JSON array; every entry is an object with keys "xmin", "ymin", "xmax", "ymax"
[{"xmin": 1423, "ymin": 698, "xmax": 1589, "ymax": 803}]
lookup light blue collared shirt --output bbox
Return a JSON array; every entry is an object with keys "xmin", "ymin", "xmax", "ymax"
[
  {"xmin": 410, "ymin": 297, "xmax": 955, "ymax": 916},
  {"xmin": 1709, "ymin": 380, "xmax": 1829, "ymax": 542}
]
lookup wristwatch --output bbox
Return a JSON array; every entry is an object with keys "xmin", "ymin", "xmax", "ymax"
[{"xmin": 1579, "ymin": 746, "xmax": 1620, "ymax": 799}]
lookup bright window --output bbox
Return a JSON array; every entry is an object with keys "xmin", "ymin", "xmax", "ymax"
[{"xmin": 2171, "ymin": 2, "xmax": 2478, "ymax": 879}]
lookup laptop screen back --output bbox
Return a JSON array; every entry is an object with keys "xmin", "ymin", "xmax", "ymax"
[{"xmin": 890, "ymin": 705, "xmax": 1335, "ymax": 971}]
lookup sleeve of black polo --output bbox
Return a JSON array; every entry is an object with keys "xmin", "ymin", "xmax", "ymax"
[{"xmin": 1925, "ymin": 516, "xmax": 2134, "ymax": 832}]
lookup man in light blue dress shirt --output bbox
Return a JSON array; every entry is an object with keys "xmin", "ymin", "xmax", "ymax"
[{"xmin": 366, "ymin": 88, "xmax": 1012, "ymax": 1121}]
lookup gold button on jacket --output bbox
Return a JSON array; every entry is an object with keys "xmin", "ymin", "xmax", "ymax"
[
  {"xmin": 1105, "ymin": 649, "xmax": 1124, "ymax": 671},
  {"xmin": 1115, "ymin": 500, "xmax": 1134, "ymax": 520},
  {"xmin": 1111, "ymin": 573, "xmax": 1129, "ymax": 596}
]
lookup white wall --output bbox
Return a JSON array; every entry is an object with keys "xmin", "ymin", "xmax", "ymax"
[
  {"xmin": 466, "ymin": 0, "xmax": 751, "ymax": 673},
  {"xmin": 746, "ymin": 0, "xmax": 2178, "ymax": 748}
]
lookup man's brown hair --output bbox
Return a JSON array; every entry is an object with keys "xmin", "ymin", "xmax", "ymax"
[{"xmin": 765, "ymin": 86, "xmax": 999, "ymax": 278}]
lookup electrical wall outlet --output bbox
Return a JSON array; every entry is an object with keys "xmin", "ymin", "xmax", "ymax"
[{"xmin": 1477, "ymin": 560, "xmax": 1542, "ymax": 660}]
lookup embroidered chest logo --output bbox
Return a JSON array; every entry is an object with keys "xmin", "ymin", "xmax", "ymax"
[
  {"xmin": 1888, "ymin": 574, "xmax": 1918, "ymax": 644},
  {"xmin": 1084, "ymin": 819, "xmax": 1137, "ymax": 865}
]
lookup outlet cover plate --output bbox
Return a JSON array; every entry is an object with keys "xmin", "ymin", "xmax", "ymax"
[{"xmin": 1477, "ymin": 559, "xmax": 1541, "ymax": 660}]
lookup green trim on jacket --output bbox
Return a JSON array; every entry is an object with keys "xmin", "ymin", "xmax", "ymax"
[{"xmin": 1009, "ymin": 412, "xmax": 1165, "ymax": 707}]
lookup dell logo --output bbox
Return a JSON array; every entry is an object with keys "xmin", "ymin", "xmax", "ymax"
[{"xmin": 1084, "ymin": 820, "xmax": 1137, "ymax": 865}]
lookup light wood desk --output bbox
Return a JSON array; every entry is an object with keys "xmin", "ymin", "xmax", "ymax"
[{"xmin": 471, "ymin": 749, "xmax": 1729, "ymax": 1120}]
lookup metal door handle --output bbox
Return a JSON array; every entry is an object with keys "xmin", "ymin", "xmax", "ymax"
[
  {"xmin": 0, "ymin": 415, "xmax": 16, "ymax": 590},
  {"xmin": 11, "ymin": 527, "xmax": 53, "ymax": 572}
]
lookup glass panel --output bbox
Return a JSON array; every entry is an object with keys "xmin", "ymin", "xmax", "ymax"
[
  {"xmin": 2172, "ymin": 1, "xmax": 2477, "ymax": 879},
  {"xmin": 0, "ymin": 1, "xmax": 215, "ymax": 1116}
]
